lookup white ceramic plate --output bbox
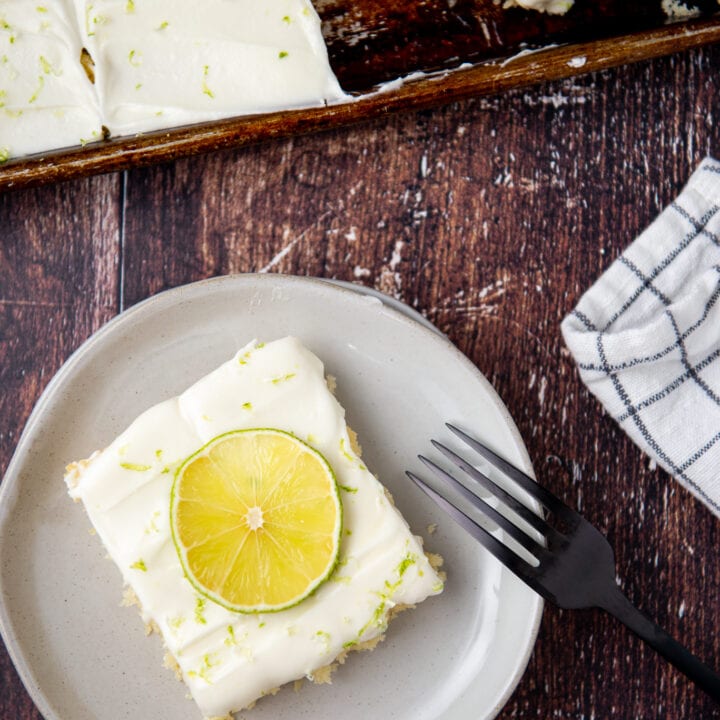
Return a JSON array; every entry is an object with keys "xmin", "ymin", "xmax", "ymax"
[{"xmin": 0, "ymin": 274, "xmax": 542, "ymax": 720}]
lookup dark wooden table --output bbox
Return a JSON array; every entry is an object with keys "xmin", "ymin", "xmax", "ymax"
[{"xmin": 2, "ymin": 42, "xmax": 720, "ymax": 720}]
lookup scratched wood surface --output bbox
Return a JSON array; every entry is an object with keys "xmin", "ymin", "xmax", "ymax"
[{"xmin": 1, "ymin": 42, "xmax": 720, "ymax": 720}]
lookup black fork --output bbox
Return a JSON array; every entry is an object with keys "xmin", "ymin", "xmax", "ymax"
[{"xmin": 407, "ymin": 424, "xmax": 720, "ymax": 703}]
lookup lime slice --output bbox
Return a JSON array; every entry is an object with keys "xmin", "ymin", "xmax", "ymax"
[{"xmin": 171, "ymin": 428, "xmax": 342, "ymax": 613}]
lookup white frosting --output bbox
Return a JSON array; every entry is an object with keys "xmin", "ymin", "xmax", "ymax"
[
  {"xmin": 0, "ymin": 0, "xmax": 102, "ymax": 159},
  {"xmin": 1, "ymin": 0, "xmax": 346, "ymax": 160},
  {"xmin": 661, "ymin": 0, "xmax": 702, "ymax": 20},
  {"xmin": 66, "ymin": 337, "xmax": 443, "ymax": 719},
  {"xmin": 502, "ymin": 0, "xmax": 574, "ymax": 14},
  {"xmin": 74, "ymin": 0, "xmax": 347, "ymax": 136}
]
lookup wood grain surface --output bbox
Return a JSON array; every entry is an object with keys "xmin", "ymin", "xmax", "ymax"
[{"xmin": 1, "ymin": 40, "xmax": 720, "ymax": 720}]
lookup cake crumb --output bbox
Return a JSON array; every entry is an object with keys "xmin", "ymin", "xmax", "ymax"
[
  {"xmin": 293, "ymin": 679, "xmax": 304, "ymax": 692},
  {"xmin": 427, "ymin": 523, "xmax": 438, "ymax": 535},
  {"xmin": 64, "ymin": 451, "xmax": 101, "ymax": 488},
  {"xmin": 121, "ymin": 587, "xmax": 158, "ymax": 635},
  {"xmin": 308, "ymin": 664, "xmax": 335, "ymax": 684},
  {"xmin": 383, "ymin": 487, "xmax": 397, "ymax": 506},
  {"xmin": 427, "ymin": 552, "xmax": 446, "ymax": 582},
  {"xmin": 163, "ymin": 652, "xmax": 183, "ymax": 681},
  {"xmin": 307, "ymin": 633, "xmax": 386, "ymax": 684},
  {"xmin": 121, "ymin": 586, "xmax": 141, "ymax": 608},
  {"xmin": 427, "ymin": 552, "xmax": 444, "ymax": 570},
  {"xmin": 325, "ymin": 374, "xmax": 337, "ymax": 393},
  {"xmin": 347, "ymin": 427, "xmax": 362, "ymax": 456}
]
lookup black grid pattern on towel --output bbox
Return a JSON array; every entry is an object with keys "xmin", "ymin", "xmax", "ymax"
[{"xmin": 570, "ymin": 162, "xmax": 720, "ymax": 513}]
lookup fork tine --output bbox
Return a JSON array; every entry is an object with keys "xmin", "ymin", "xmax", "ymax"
[
  {"xmin": 417, "ymin": 456, "xmax": 548, "ymax": 558},
  {"xmin": 447, "ymin": 424, "xmax": 578, "ymax": 524},
  {"xmin": 406, "ymin": 470, "xmax": 543, "ymax": 591},
  {"xmin": 430, "ymin": 440, "xmax": 564, "ymax": 544}
]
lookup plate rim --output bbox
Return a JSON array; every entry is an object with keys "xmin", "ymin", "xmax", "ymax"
[{"xmin": 0, "ymin": 273, "xmax": 543, "ymax": 720}]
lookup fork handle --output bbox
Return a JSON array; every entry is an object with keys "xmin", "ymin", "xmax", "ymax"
[{"xmin": 599, "ymin": 585, "xmax": 720, "ymax": 703}]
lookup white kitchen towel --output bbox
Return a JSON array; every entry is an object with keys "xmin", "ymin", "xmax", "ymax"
[{"xmin": 561, "ymin": 157, "xmax": 720, "ymax": 517}]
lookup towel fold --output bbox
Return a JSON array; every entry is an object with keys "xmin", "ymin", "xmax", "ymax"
[{"xmin": 561, "ymin": 157, "xmax": 720, "ymax": 517}]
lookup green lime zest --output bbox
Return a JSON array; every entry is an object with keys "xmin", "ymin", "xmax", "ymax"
[
  {"xmin": 202, "ymin": 65, "xmax": 214, "ymax": 98},
  {"xmin": 120, "ymin": 461, "xmax": 151, "ymax": 472},
  {"xmin": 28, "ymin": 75, "xmax": 44, "ymax": 103},
  {"xmin": 271, "ymin": 372, "xmax": 295, "ymax": 384},
  {"xmin": 195, "ymin": 597, "xmax": 207, "ymax": 624}
]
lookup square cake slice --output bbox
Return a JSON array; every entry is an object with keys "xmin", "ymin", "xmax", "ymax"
[{"xmin": 65, "ymin": 336, "xmax": 444, "ymax": 719}]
